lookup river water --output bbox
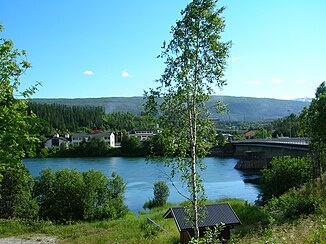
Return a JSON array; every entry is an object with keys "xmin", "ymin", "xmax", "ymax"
[{"xmin": 23, "ymin": 157, "xmax": 260, "ymax": 212}]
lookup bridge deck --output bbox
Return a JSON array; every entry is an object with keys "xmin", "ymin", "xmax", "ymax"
[{"xmin": 231, "ymin": 137, "xmax": 310, "ymax": 146}]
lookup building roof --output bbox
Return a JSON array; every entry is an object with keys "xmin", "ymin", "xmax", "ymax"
[
  {"xmin": 45, "ymin": 137, "xmax": 69, "ymax": 143},
  {"xmin": 72, "ymin": 132, "xmax": 113, "ymax": 138},
  {"xmin": 163, "ymin": 203, "xmax": 241, "ymax": 232}
]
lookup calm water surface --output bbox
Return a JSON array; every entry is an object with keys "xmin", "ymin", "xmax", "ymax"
[{"xmin": 23, "ymin": 157, "xmax": 260, "ymax": 212}]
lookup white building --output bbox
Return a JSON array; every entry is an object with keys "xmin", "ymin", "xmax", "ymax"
[
  {"xmin": 71, "ymin": 132, "xmax": 115, "ymax": 147},
  {"xmin": 44, "ymin": 134, "xmax": 69, "ymax": 148},
  {"xmin": 128, "ymin": 130, "xmax": 160, "ymax": 141}
]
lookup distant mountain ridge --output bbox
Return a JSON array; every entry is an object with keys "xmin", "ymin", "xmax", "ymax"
[{"xmin": 32, "ymin": 96, "xmax": 310, "ymax": 122}]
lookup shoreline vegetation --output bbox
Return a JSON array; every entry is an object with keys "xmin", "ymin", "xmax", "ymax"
[
  {"xmin": 11, "ymin": 157, "xmax": 323, "ymax": 243},
  {"xmin": 0, "ymin": 193, "xmax": 324, "ymax": 243},
  {"xmin": 35, "ymin": 140, "xmax": 235, "ymax": 159}
]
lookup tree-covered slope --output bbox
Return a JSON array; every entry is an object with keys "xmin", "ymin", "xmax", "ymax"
[{"xmin": 32, "ymin": 96, "xmax": 310, "ymax": 122}]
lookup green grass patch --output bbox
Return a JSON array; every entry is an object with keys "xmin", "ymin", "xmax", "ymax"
[{"xmin": 1, "ymin": 196, "xmax": 324, "ymax": 243}]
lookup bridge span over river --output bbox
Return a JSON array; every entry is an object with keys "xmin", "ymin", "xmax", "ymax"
[{"xmin": 229, "ymin": 138, "xmax": 310, "ymax": 169}]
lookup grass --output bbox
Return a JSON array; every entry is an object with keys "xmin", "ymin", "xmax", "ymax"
[
  {"xmin": 232, "ymin": 215, "xmax": 326, "ymax": 244},
  {"xmin": 0, "ymin": 205, "xmax": 180, "ymax": 244},
  {"xmin": 0, "ymin": 197, "xmax": 325, "ymax": 243}
]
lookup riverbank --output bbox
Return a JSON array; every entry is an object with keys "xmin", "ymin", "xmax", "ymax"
[
  {"xmin": 1, "ymin": 198, "xmax": 324, "ymax": 243},
  {"xmin": 0, "ymin": 199, "xmax": 266, "ymax": 243}
]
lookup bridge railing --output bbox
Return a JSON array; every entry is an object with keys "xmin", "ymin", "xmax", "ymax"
[{"xmin": 231, "ymin": 137, "xmax": 310, "ymax": 146}]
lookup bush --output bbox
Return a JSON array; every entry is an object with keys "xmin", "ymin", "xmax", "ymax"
[
  {"xmin": 121, "ymin": 136, "xmax": 142, "ymax": 155},
  {"xmin": 222, "ymin": 199, "xmax": 269, "ymax": 226},
  {"xmin": 35, "ymin": 168, "xmax": 128, "ymax": 222},
  {"xmin": 265, "ymin": 172, "xmax": 326, "ymax": 223},
  {"xmin": 266, "ymin": 188, "xmax": 316, "ymax": 223},
  {"xmin": 0, "ymin": 164, "xmax": 39, "ymax": 220},
  {"xmin": 189, "ymin": 225, "xmax": 225, "ymax": 244},
  {"xmin": 143, "ymin": 181, "xmax": 170, "ymax": 209},
  {"xmin": 258, "ymin": 156, "xmax": 313, "ymax": 204}
]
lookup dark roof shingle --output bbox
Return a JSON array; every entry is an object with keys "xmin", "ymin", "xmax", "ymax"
[{"xmin": 163, "ymin": 203, "xmax": 241, "ymax": 231}]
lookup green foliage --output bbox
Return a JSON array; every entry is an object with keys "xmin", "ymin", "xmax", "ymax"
[
  {"xmin": 310, "ymin": 218, "xmax": 326, "ymax": 243},
  {"xmin": 266, "ymin": 189, "xmax": 316, "ymax": 223},
  {"xmin": 29, "ymin": 102, "xmax": 158, "ymax": 135},
  {"xmin": 145, "ymin": 0, "xmax": 231, "ymax": 237},
  {"xmin": 271, "ymin": 113, "xmax": 303, "ymax": 138},
  {"xmin": 0, "ymin": 24, "xmax": 40, "ymax": 220},
  {"xmin": 121, "ymin": 136, "xmax": 142, "ymax": 155},
  {"xmin": 28, "ymin": 102, "xmax": 105, "ymax": 134},
  {"xmin": 0, "ymin": 204, "xmax": 180, "ymax": 243},
  {"xmin": 258, "ymin": 156, "xmax": 313, "ymax": 204},
  {"xmin": 33, "ymin": 96, "xmax": 309, "ymax": 123},
  {"xmin": 144, "ymin": 133, "xmax": 168, "ymax": 156},
  {"xmin": 78, "ymin": 137, "xmax": 111, "ymax": 156},
  {"xmin": 300, "ymin": 81, "xmax": 326, "ymax": 177},
  {"xmin": 252, "ymin": 127, "xmax": 271, "ymax": 139},
  {"xmin": 0, "ymin": 164, "xmax": 39, "ymax": 219},
  {"xmin": 153, "ymin": 181, "xmax": 170, "ymax": 206},
  {"xmin": 143, "ymin": 181, "xmax": 170, "ymax": 209},
  {"xmin": 38, "ymin": 147, "xmax": 49, "ymax": 158},
  {"xmin": 215, "ymin": 133, "xmax": 227, "ymax": 147},
  {"xmin": 217, "ymin": 198, "xmax": 269, "ymax": 227},
  {"xmin": 0, "ymin": 25, "xmax": 40, "ymax": 166},
  {"xmin": 265, "ymin": 173, "xmax": 326, "ymax": 223},
  {"xmin": 34, "ymin": 168, "xmax": 128, "ymax": 222},
  {"xmin": 189, "ymin": 224, "xmax": 225, "ymax": 244},
  {"xmin": 104, "ymin": 112, "xmax": 157, "ymax": 131}
]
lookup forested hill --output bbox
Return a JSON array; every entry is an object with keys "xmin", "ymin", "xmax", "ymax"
[{"xmin": 32, "ymin": 96, "xmax": 310, "ymax": 122}]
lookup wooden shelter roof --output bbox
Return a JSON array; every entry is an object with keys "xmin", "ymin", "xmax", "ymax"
[{"xmin": 163, "ymin": 203, "xmax": 241, "ymax": 232}]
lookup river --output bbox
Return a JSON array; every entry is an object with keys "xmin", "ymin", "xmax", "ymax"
[{"xmin": 23, "ymin": 157, "xmax": 260, "ymax": 212}]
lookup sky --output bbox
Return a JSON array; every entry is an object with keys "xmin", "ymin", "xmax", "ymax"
[{"xmin": 1, "ymin": 0, "xmax": 325, "ymax": 100}]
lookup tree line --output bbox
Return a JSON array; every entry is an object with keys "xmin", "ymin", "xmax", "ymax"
[
  {"xmin": 28, "ymin": 102, "xmax": 105, "ymax": 134},
  {"xmin": 28, "ymin": 102, "xmax": 157, "ymax": 136}
]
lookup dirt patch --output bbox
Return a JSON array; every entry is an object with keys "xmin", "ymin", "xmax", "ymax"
[{"xmin": 0, "ymin": 235, "xmax": 57, "ymax": 243}]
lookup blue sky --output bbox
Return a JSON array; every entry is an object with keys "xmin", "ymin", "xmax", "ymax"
[{"xmin": 1, "ymin": 0, "xmax": 325, "ymax": 99}]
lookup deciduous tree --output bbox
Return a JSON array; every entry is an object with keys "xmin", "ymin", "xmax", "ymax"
[
  {"xmin": 0, "ymin": 25, "xmax": 40, "ymax": 218},
  {"xmin": 145, "ymin": 0, "xmax": 231, "ymax": 238},
  {"xmin": 300, "ymin": 81, "xmax": 326, "ymax": 177}
]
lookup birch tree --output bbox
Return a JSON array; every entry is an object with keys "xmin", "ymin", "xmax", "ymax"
[{"xmin": 145, "ymin": 0, "xmax": 231, "ymax": 238}]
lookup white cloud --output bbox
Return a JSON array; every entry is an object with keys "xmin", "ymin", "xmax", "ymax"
[
  {"xmin": 245, "ymin": 80, "xmax": 262, "ymax": 85},
  {"xmin": 121, "ymin": 71, "xmax": 129, "ymax": 77},
  {"xmin": 295, "ymin": 79, "xmax": 305, "ymax": 84},
  {"xmin": 271, "ymin": 77, "xmax": 283, "ymax": 83},
  {"xmin": 83, "ymin": 70, "xmax": 94, "ymax": 75},
  {"xmin": 230, "ymin": 56, "xmax": 241, "ymax": 64}
]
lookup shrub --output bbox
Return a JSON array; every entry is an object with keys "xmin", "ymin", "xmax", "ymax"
[
  {"xmin": 189, "ymin": 225, "xmax": 225, "ymax": 244},
  {"xmin": 223, "ymin": 199, "xmax": 269, "ymax": 226},
  {"xmin": 265, "ymin": 173, "xmax": 326, "ymax": 223},
  {"xmin": 266, "ymin": 188, "xmax": 316, "ymax": 223},
  {"xmin": 258, "ymin": 156, "xmax": 313, "ymax": 204},
  {"xmin": 35, "ymin": 168, "xmax": 128, "ymax": 222},
  {"xmin": 143, "ymin": 181, "xmax": 170, "ymax": 209},
  {"xmin": 0, "ymin": 164, "xmax": 39, "ymax": 220}
]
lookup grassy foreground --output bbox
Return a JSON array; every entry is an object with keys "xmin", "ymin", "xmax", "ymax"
[{"xmin": 0, "ymin": 199, "xmax": 325, "ymax": 243}]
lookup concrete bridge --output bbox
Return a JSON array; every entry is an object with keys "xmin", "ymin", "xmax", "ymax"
[{"xmin": 230, "ymin": 138, "xmax": 310, "ymax": 169}]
